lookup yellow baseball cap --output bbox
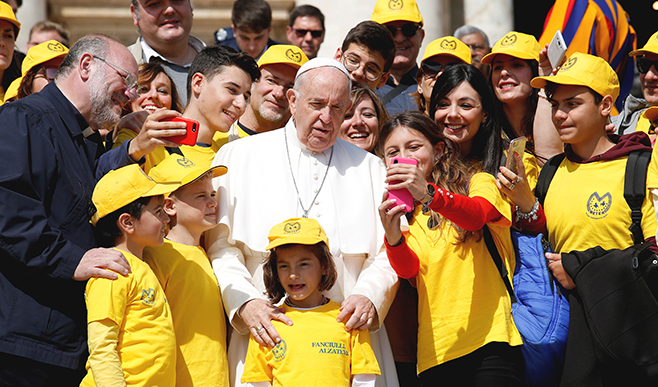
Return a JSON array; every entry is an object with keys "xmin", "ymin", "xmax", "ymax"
[
  {"xmin": 0, "ymin": 2, "xmax": 20, "ymax": 37},
  {"xmin": 148, "ymin": 154, "xmax": 227, "ymax": 187},
  {"xmin": 421, "ymin": 36, "xmax": 472, "ymax": 65},
  {"xmin": 257, "ymin": 44, "xmax": 309, "ymax": 70},
  {"xmin": 371, "ymin": 0, "xmax": 423, "ymax": 26},
  {"xmin": 630, "ymin": 31, "xmax": 658, "ymax": 57},
  {"xmin": 21, "ymin": 40, "xmax": 69, "ymax": 76},
  {"xmin": 482, "ymin": 31, "xmax": 541, "ymax": 64},
  {"xmin": 91, "ymin": 164, "xmax": 181, "ymax": 226},
  {"xmin": 644, "ymin": 106, "xmax": 658, "ymax": 122},
  {"xmin": 266, "ymin": 217, "xmax": 329, "ymax": 250},
  {"xmin": 531, "ymin": 52, "xmax": 620, "ymax": 102}
]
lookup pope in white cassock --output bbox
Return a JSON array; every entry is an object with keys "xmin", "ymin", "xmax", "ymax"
[{"xmin": 206, "ymin": 58, "xmax": 400, "ymax": 387}]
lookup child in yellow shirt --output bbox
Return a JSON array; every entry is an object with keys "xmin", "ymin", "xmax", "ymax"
[
  {"xmin": 241, "ymin": 218, "xmax": 380, "ymax": 387},
  {"xmin": 144, "ymin": 154, "xmax": 230, "ymax": 387},
  {"xmin": 81, "ymin": 164, "xmax": 181, "ymax": 387}
]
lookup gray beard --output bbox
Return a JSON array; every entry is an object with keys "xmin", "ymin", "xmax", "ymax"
[{"xmin": 88, "ymin": 75, "xmax": 122, "ymax": 130}]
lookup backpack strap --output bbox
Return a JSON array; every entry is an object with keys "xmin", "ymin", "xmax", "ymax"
[
  {"xmin": 624, "ymin": 150, "xmax": 651, "ymax": 244},
  {"xmin": 483, "ymin": 226, "xmax": 517, "ymax": 304},
  {"xmin": 535, "ymin": 153, "xmax": 565, "ymax": 207}
]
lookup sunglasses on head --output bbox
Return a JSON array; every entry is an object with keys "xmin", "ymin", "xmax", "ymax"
[
  {"xmin": 421, "ymin": 62, "xmax": 458, "ymax": 79},
  {"xmin": 293, "ymin": 28, "xmax": 323, "ymax": 38},
  {"xmin": 386, "ymin": 23, "xmax": 420, "ymax": 38}
]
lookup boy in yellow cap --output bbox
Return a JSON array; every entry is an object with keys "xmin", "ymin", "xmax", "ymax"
[
  {"xmin": 215, "ymin": 44, "xmax": 309, "ymax": 146},
  {"xmin": 614, "ymin": 31, "xmax": 658, "ymax": 137},
  {"xmin": 531, "ymin": 52, "xmax": 657, "ymax": 386},
  {"xmin": 144, "ymin": 154, "xmax": 229, "ymax": 387},
  {"xmin": 82, "ymin": 164, "xmax": 181, "ymax": 387},
  {"xmin": 371, "ymin": 0, "xmax": 425, "ymax": 115},
  {"xmin": 241, "ymin": 217, "xmax": 380, "ymax": 387},
  {"xmin": 413, "ymin": 36, "xmax": 471, "ymax": 113}
]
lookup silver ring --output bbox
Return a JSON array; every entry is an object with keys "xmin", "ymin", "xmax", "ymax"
[
  {"xmin": 516, "ymin": 177, "xmax": 521, "ymax": 184},
  {"xmin": 255, "ymin": 326, "xmax": 263, "ymax": 333},
  {"xmin": 509, "ymin": 183, "xmax": 515, "ymax": 190}
]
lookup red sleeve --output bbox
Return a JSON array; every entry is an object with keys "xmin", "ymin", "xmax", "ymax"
[
  {"xmin": 385, "ymin": 235, "xmax": 420, "ymax": 279},
  {"xmin": 515, "ymin": 202, "xmax": 547, "ymax": 235},
  {"xmin": 427, "ymin": 183, "xmax": 502, "ymax": 231}
]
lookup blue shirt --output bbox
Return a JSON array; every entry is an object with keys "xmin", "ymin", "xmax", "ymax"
[
  {"xmin": 375, "ymin": 66, "xmax": 419, "ymax": 116},
  {"xmin": 0, "ymin": 82, "xmax": 135, "ymax": 369}
]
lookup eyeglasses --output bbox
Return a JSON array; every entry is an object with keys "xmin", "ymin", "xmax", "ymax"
[
  {"xmin": 421, "ymin": 62, "xmax": 457, "ymax": 80},
  {"xmin": 292, "ymin": 28, "xmax": 323, "ymax": 38},
  {"xmin": 38, "ymin": 66, "xmax": 59, "ymax": 82},
  {"xmin": 386, "ymin": 23, "xmax": 421, "ymax": 38},
  {"xmin": 636, "ymin": 57, "xmax": 658, "ymax": 74},
  {"xmin": 92, "ymin": 55, "xmax": 138, "ymax": 92},
  {"xmin": 341, "ymin": 53, "xmax": 383, "ymax": 82}
]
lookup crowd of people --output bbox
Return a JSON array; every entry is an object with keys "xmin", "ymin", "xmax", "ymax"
[{"xmin": 0, "ymin": 0, "xmax": 657, "ymax": 387}]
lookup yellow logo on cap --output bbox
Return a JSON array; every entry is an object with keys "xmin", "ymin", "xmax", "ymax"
[
  {"xmin": 283, "ymin": 222, "xmax": 301, "ymax": 234},
  {"xmin": 388, "ymin": 0, "xmax": 403, "ymax": 11},
  {"xmin": 501, "ymin": 34, "xmax": 517, "ymax": 47},
  {"xmin": 177, "ymin": 157, "xmax": 195, "ymax": 168},
  {"xmin": 47, "ymin": 42, "xmax": 66, "ymax": 53},
  {"xmin": 561, "ymin": 56, "xmax": 577, "ymax": 71},
  {"xmin": 285, "ymin": 49, "xmax": 302, "ymax": 63},
  {"xmin": 440, "ymin": 39, "xmax": 457, "ymax": 51}
]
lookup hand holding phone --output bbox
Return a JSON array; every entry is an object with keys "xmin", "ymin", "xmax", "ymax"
[
  {"xmin": 547, "ymin": 30, "xmax": 567, "ymax": 70},
  {"xmin": 161, "ymin": 116, "xmax": 199, "ymax": 146},
  {"xmin": 506, "ymin": 137, "xmax": 526, "ymax": 175},
  {"xmin": 388, "ymin": 157, "xmax": 418, "ymax": 212}
]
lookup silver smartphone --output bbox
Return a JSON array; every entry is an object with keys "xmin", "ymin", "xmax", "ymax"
[
  {"xmin": 506, "ymin": 137, "xmax": 527, "ymax": 175},
  {"xmin": 547, "ymin": 30, "xmax": 567, "ymax": 70}
]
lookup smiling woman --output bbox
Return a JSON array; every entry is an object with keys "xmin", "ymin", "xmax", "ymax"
[
  {"xmin": 338, "ymin": 83, "xmax": 390, "ymax": 153},
  {"xmin": 0, "ymin": 2, "xmax": 21, "ymax": 103}
]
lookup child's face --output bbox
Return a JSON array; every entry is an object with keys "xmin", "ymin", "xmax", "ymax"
[
  {"xmin": 383, "ymin": 125, "xmax": 444, "ymax": 181},
  {"xmin": 132, "ymin": 195, "xmax": 169, "ymax": 247},
  {"xmin": 276, "ymin": 245, "xmax": 326, "ymax": 308},
  {"xmin": 549, "ymin": 85, "xmax": 608, "ymax": 145},
  {"xmin": 170, "ymin": 175, "xmax": 218, "ymax": 232}
]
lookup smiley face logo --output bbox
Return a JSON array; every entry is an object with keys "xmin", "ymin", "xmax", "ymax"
[
  {"xmin": 284, "ymin": 221, "xmax": 301, "ymax": 234},
  {"xmin": 586, "ymin": 192, "xmax": 612, "ymax": 219},
  {"xmin": 141, "ymin": 288, "xmax": 156, "ymax": 306},
  {"xmin": 272, "ymin": 340, "xmax": 287, "ymax": 361},
  {"xmin": 561, "ymin": 56, "xmax": 578, "ymax": 71},
  {"xmin": 500, "ymin": 34, "xmax": 517, "ymax": 47},
  {"xmin": 388, "ymin": 0, "xmax": 403, "ymax": 11},
  {"xmin": 47, "ymin": 41, "xmax": 66, "ymax": 53},
  {"xmin": 440, "ymin": 39, "xmax": 457, "ymax": 51},
  {"xmin": 177, "ymin": 157, "xmax": 195, "ymax": 168},
  {"xmin": 285, "ymin": 48, "xmax": 302, "ymax": 63}
]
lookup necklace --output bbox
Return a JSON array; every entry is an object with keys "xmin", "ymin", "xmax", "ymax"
[
  {"xmin": 285, "ymin": 295, "xmax": 330, "ymax": 308},
  {"xmin": 284, "ymin": 129, "xmax": 334, "ymax": 218}
]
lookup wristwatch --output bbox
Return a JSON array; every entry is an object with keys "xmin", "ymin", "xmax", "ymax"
[{"xmin": 419, "ymin": 184, "xmax": 435, "ymax": 205}]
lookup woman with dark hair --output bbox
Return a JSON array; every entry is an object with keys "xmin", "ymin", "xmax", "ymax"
[
  {"xmin": 338, "ymin": 83, "xmax": 389, "ymax": 153},
  {"xmin": 378, "ymin": 111, "xmax": 524, "ymax": 386},
  {"xmin": 0, "ymin": 2, "xmax": 21, "ymax": 102},
  {"xmin": 112, "ymin": 62, "xmax": 183, "ymax": 172},
  {"xmin": 429, "ymin": 63, "xmax": 503, "ymax": 175}
]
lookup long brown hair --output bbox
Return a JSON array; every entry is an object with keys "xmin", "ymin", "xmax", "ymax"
[
  {"xmin": 123, "ymin": 62, "xmax": 183, "ymax": 115},
  {"xmin": 377, "ymin": 112, "xmax": 476, "ymax": 242}
]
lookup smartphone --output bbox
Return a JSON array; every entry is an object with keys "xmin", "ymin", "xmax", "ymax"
[
  {"xmin": 547, "ymin": 30, "xmax": 567, "ymax": 70},
  {"xmin": 506, "ymin": 137, "xmax": 526, "ymax": 175},
  {"xmin": 162, "ymin": 116, "xmax": 199, "ymax": 146},
  {"xmin": 388, "ymin": 157, "xmax": 418, "ymax": 212}
]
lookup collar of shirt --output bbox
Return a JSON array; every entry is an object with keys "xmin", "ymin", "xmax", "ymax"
[
  {"xmin": 237, "ymin": 120, "xmax": 258, "ymax": 136},
  {"xmin": 140, "ymin": 35, "xmax": 206, "ymax": 68},
  {"xmin": 41, "ymin": 82, "xmax": 90, "ymax": 139},
  {"xmin": 385, "ymin": 65, "xmax": 419, "ymax": 87}
]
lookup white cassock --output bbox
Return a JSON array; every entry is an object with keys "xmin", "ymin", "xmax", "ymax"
[{"xmin": 206, "ymin": 119, "xmax": 400, "ymax": 387}]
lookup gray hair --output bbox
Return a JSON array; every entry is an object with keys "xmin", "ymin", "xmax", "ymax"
[
  {"xmin": 453, "ymin": 25, "xmax": 490, "ymax": 48},
  {"xmin": 56, "ymin": 34, "xmax": 112, "ymax": 80},
  {"xmin": 293, "ymin": 65, "xmax": 351, "ymax": 100}
]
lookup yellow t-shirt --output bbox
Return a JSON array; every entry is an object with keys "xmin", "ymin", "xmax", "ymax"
[
  {"xmin": 241, "ymin": 301, "xmax": 380, "ymax": 386},
  {"xmin": 112, "ymin": 129, "xmax": 169, "ymax": 174},
  {"xmin": 81, "ymin": 249, "xmax": 176, "ymax": 387},
  {"xmin": 646, "ymin": 143, "xmax": 658, "ymax": 190},
  {"xmin": 405, "ymin": 172, "xmax": 522, "ymax": 374},
  {"xmin": 545, "ymin": 156, "xmax": 657, "ymax": 253},
  {"xmin": 143, "ymin": 239, "xmax": 229, "ymax": 387},
  {"xmin": 634, "ymin": 110, "xmax": 652, "ymax": 135},
  {"xmin": 213, "ymin": 124, "xmax": 251, "ymax": 149}
]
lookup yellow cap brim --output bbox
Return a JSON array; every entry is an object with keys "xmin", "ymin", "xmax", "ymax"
[
  {"xmin": 180, "ymin": 164, "xmax": 227, "ymax": 186},
  {"xmin": 531, "ymin": 74, "xmax": 589, "ymax": 90},
  {"xmin": 482, "ymin": 50, "xmax": 537, "ymax": 65}
]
